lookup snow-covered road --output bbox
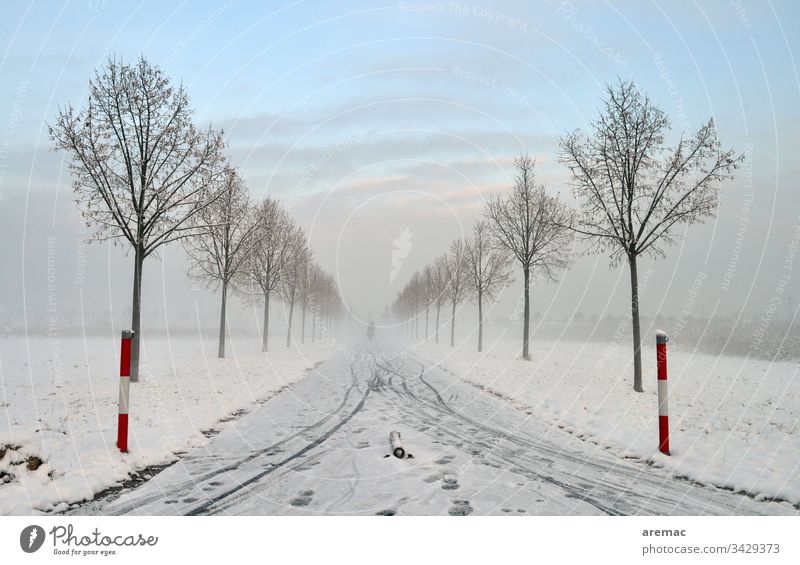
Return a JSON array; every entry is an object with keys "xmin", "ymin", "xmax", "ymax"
[{"xmin": 73, "ymin": 341, "xmax": 799, "ymax": 516}]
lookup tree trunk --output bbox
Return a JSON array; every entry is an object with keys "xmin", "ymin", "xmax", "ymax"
[
  {"xmin": 218, "ymin": 278, "xmax": 228, "ymax": 358},
  {"xmin": 130, "ymin": 245, "xmax": 144, "ymax": 383},
  {"xmin": 629, "ymin": 254, "xmax": 644, "ymax": 392},
  {"xmin": 435, "ymin": 302, "xmax": 441, "ymax": 343},
  {"xmin": 311, "ymin": 306, "xmax": 316, "ymax": 343},
  {"xmin": 286, "ymin": 300, "xmax": 295, "ymax": 348},
  {"xmin": 450, "ymin": 300, "xmax": 456, "ymax": 347},
  {"xmin": 425, "ymin": 307, "xmax": 429, "ymax": 341},
  {"xmin": 262, "ymin": 290, "xmax": 271, "ymax": 352},
  {"xmin": 301, "ymin": 303, "xmax": 306, "ymax": 344},
  {"xmin": 477, "ymin": 290, "xmax": 483, "ymax": 352},
  {"xmin": 522, "ymin": 265, "xmax": 530, "ymax": 361}
]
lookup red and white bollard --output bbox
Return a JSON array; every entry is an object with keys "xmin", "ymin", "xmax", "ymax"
[
  {"xmin": 117, "ymin": 330, "xmax": 134, "ymax": 453},
  {"xmin": 656, "ymin": 330, "xmax": 670, "ymax": 455}
]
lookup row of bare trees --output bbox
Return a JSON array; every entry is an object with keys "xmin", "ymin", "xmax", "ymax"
[
  {"xmin": 182, "ymin": 171, "xmax": 344, "ymax": 358},
  {"xmin": 50, "ymin": 55, "xmax": 343, "ymax": 382},
  {"xmin": 50, "ymin": 54, "xmax": 741, "ymax": 392},
  {"xmin": 397, "ymin": 240, "xmax": 478, "ymax": 347},
  {"xmin": 392, "ymin": 155, "xmax": 572, "ymax": 356},
  {"xmin": 393, "ymin": 79, "xmax": 742, "ymax": 392}
]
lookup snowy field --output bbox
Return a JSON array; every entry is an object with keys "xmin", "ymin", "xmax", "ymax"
[
  {"xmin": 2, "ymin": 330, "xmax": 797, "ymax": 516},
  {"xmin": 411, "ymin": 335, "xmax": 800, "ymax": 507},
  {"xmin": 58, "ymin": 338, "xmax": 794, "ymax": 517},
  {"xmin": 0, "ymin": 333, "xmax": 333, "ymax": 515}
]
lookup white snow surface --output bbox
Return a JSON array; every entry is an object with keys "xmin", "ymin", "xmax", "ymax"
[
  {"xmin": 411, "ymin": 335, "xmax": 800, "ymax": 507},
  {"xmin": 68, "ymin": 339, "xmax": 796, "ymax": 516},
  {"xmin": 3, "ymin": 332, "xmax": 798, "ymax": 516},
  {"xmin": 0, "ymin": 334, "xmax": 333, "ymax": 515}
]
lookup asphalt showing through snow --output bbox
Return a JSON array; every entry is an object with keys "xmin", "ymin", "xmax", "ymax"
[{"xmin": 73, "ymin": 342, "xmax": 800, "ymax": 516}]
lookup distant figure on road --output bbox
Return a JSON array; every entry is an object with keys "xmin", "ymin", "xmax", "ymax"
[{"xmin": 367, "ymin": 321, "xmax": 375, "ymax": 341}]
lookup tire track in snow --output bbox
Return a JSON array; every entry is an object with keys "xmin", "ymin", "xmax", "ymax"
[
  {"xmin": 189, "ymin": 367, "xmax": 376, "ymax": 515},
  {"xmin": 373, "ymin": 357, "xmax": 623, "ymax": 515},
  {"xmin": 392, "ymin": 353, "xmax": 798, "ymax": 515},
  {"xmin": 105, "ymin": 361, "xmax": 366, "ymax": 515}
]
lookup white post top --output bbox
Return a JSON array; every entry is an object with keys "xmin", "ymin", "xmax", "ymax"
[{"xmin": 655, "ymin": 329, "xmax": 669, "ymax": 343}]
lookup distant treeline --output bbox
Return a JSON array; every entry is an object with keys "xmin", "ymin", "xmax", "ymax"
[{"xmin": 524, "ymin": 316, "xmax": 800, "ymax": 362}]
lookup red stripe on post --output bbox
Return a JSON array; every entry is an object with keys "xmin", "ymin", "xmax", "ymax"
[
  {"xmin": 117, "ymin": 330, "xmax": 134, "ymax": 454},
  {"xmin": 657, "ymin": 343, "xmax": 667, "ymax": 380},
  {"xmin": 659, "ymin": 415, "xmax": 670, "ymax": 454},
  {"xmin": 117, "ymin": 413, "xmax": 129, "ymax": 453},
  {"xmin": 656, "ymin": 331, "xmax": 670, "ymax": 456},
  {"xmin": 120, "ymin": 335, "xmax": 131, "ymax": 377}
]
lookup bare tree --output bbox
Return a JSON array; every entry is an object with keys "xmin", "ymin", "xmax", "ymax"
[
  {"xmin": 393, "ymin": 277, "xmax": 413, "ymax": 339},
  {"xmin": 305, "ymin": 263, "xmax": 324, "ymax": 344},
  {"xmin": 410, "ymin": 271, "xmax": 426, "ymax": 340},
  {"xmin": 465, "ymin": 221, "xmax": 513, "ymax": 352},
  {"xmin": 298, "ymin": 257, "xmax": 326, "ymax": 345},
  {"xmin": 183, "ymin": 167, "xmax": 259, "ymax": 358},
  {"xmin": 559, "ymin": 79, "xmax": 741, "ymax": 391},
  {"xmin": 312, "ymin": 268, "xmax": 335, "ymax": 343},
  {"xmin": 422, "ymin": 264, "xmax": 436, "ymax": 340},
  {"xmin": 485, "ymin": 154, "xmax": 574, "ymax": 361},
  {"xmin": 50, "ymin": 55, "xmax": 226, "ymax": 381},
  {"xmin": 444, "ymin": 239, "xmax": 472, "ymax": 347},
  {"xmin": 236, "ymin": 198, "xmax": 295, "ymax": 352},
  {"xmin": 432, "ymin": 255, "xmax": 448, "ymax": 343},
  {"xmin": 314, "ymin": 271, "xmax": 341, "ymax": 341},
  {"xmin": 280, "ymin": 229, "xmax": 309, "ymax": 348}
]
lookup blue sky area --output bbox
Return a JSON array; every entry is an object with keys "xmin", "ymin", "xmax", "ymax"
[{"xmin": 1, "ymin": 0, "xmax": 798, "ymax": 327}]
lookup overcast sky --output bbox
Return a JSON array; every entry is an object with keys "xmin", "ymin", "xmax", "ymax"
[{"xmin": 1, "ymin": 0, "xmax": 798, "ymax": 335}]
